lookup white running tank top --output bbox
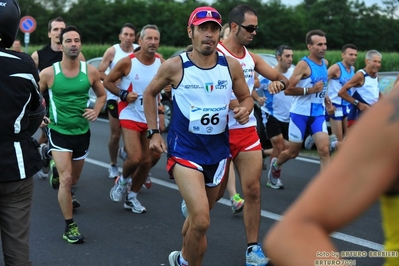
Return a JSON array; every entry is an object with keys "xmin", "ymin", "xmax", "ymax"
[
  {"xmin": 217, "ymin": 43, "xmax": 257, "ymax": 129},
  {"xmin": 106, "ymin": 44, "xmax": 133, "ymax": 100},
  {"xmin": 118, "ymin": 54, "xmax": 162, "ymax": 123}
]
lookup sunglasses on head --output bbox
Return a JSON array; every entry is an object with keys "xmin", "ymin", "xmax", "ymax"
[
  {"xmin": 194, "ymin": 10, "xmax": 221, "ymax": 20},
  {"xmin": 239, "ymin": 24, "xmax": 258, "ymax": 33}
]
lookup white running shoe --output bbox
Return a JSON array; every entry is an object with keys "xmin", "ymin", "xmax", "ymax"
[
  {"xmin": 246, "ymin": 244, "xmax": 269, "ymax": 266},
  {"xmin": 124, "ymin": 196, "xmax": 147, "ymax": 213},
  {"xmin": 168, "ymin": 251, "xmax": 181, "ymax": 266},
  {"xmin": 304, "ymin": 135, "xmax": 315, "ymax": 150},
  {"xmin": 181, "ymin": 199, "xmax": 188, "ymax": 219},
  {"xmin": 37, "ymin": 169, "xmax": 48, "ymax": 179},
  {"xmin": 108, "ymin": 164, "xmax": 119, "ymax": 179},
  {"xmin": 118, "ymin": 147, "xmax": 127, "ymax": 161},
  {"xmin": 110, "ymin": 176, "xmax": 131, "ymax": 202},
  {"xmin": 329, "ymin": 134, "xmax": 338, "ymax": 153}
]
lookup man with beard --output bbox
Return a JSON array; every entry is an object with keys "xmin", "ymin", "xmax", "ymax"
[
  {"xmin": 217, "ymin": 4, "xmax": 287, "ymax": 265},
  {"xmin": 143, "ymin": 6, "xmax": 254, "ymax": 265},
  {"xmin": 38, "ymin": 26, "xmax": 106, "ymax": 243}
]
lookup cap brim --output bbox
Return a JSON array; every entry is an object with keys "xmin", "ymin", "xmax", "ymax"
[{"xmin": 191, "ymin": 18, "xmax": 222, "ymax": 27}]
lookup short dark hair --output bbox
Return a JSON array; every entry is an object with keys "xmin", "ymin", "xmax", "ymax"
[
  {"xmin": 48, "ymin": 16, "xmax": 64, "ymax": 32},
  {"xmin": 341, "ymin": 43, "xmax": 357, "ymax": 53},
  {"xmin": 305, "ymin": 29, "xmax": 326, "ymax": 45},
  {"xmin": 228, "ymin": 4, "xmax": 257, "ymax": 27},
  {"xmin": 60, "ymin": 25, "xmax": 80, "ymax": 44},
  {"xmin": 120, "ymin": 23, "xmax": 136, "ymax": 34},
  {"xmin": 275, "ymin": 45, "xmax": 292, "ymax": 58}
]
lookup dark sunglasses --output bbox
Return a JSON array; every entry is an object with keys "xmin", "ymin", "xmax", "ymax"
[
  {"xmin": 239, "ymin": 24, "xmax": 258, "ymax": 33},
  {"xmin": 194, "ymin": 10, "xmax": 221, "ymax": 20}
]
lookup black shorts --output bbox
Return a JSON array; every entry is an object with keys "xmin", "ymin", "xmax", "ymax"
[
  {"xmin": 48, "ymin": 129, "xmax": 90, "ymax": 160},
  {"xmin": 265, "ymin": 114, "xmax": 289, "ymax": 140},
  {"xmin": 106, "ymin": 99, "xmax": 119, "ymax": 119}
]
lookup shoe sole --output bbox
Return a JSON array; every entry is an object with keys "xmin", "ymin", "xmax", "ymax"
[
  {"xmin": 62, "ymin": 235, "xmax": 84, "ymax": 244},
  {"xmin": 168, "ymin": 251, "xmax": 180, "ymax": 266},
  {"xmin": 109, "ymin": 186, "xmax": 123, "ymax": 202},
  {"xmin": 232, "ymin": 205, "xmax": 244, "ymax": 214},
  {"xmin": 123, "ymin": 204, "xmax": 146, "ymax": 214},
  {"xmin": 266, "ymin": 181, "xmax": 284, "ymax": 190},
  {"xmin": 72, "ymin": 200, "xmax": 81, "ymax": 209}
]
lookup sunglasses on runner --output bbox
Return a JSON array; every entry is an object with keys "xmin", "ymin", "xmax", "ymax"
[
  {"xmin": 239, "ymin": 24, "xmax": 258, "ymax": 33},
  {"xmin": 189, "ymin": 10, "xmax": 222, "ymax": 26}
]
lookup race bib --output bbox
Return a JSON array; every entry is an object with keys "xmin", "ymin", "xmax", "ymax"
[
  {"xmin": 334, "ymin": 107, "xmax": 343, "ymax": 117},
  {"xmin": 129, "ymin": 94, "xmax": 144, "ymax": 112},
  {"xmin": 189, "ymin": 105, "xmax": 228, "ymax": 135}
]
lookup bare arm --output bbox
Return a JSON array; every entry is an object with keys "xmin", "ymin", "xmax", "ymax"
[
  {"xmin": 86, "ymin": 65, "xmax": 106, "ymax": 119},
  {"xmin": 264, "ymin": 85, "xmax": 399, "ymax": 265},
  {"xmin": 252, "ymin": 52, "xmax": 288, "ymax": 94},
  {"xmin": 38, "ymin": 67, "xmax": 53, "ymax": 93},
  {"xmin": 144, "ymin": 57, "xmax": 180, "ymax": 153},
  {"xmin": 103, "ymin": 57, "xmax": 136, "ymax": 102},
  {"xmin": 284, "ymin": 60, "xmax": 325, "ymax": 96},
  {"xmin": 31, "ymin": 51, "xmax": 39, "ymax": 68},
  {"xmin": 98, "ymin": 46, "xmax": 115, "ymax": 81},
  {"xmin": 338, "ymin": 71, "xmax": 370, "ymax": 112},
  {"xmin": 327, "ymin": 63, "xmax": 340, "ymax": 80}
]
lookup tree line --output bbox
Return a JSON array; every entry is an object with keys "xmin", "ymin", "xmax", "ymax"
[{"xmin": 18, "ymin": 0, "xmax": 399, "ymax": 52}]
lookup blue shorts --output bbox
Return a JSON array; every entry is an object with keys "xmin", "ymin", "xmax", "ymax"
[
  {"xmin": 289, "ymin": 113, "xmax": 328, "ymax": 142},
  {"xmin": 329, "ymin": 103, "xmax": 351, "ymax": 121}
]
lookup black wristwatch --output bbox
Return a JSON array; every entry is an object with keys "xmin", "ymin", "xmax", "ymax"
[
  {"xmin": 146, "ymin": 129, "xmax": 160, "ymax": 139},
  {"xmin": 353, "ymin": 99, "xmax": 359, "ymax": 106}
]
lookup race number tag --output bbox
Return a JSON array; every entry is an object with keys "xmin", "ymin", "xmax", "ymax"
[
  {"xmin": 334, "ymin": 107, "xmax": 343, "ymax": 117},
  {"xmin": 189, "ymin": 105, "xmax": 228, "ymax": 135},
  {"xmin": 129, "ymin": 94, "xmax": 144, "ymax": 111}
]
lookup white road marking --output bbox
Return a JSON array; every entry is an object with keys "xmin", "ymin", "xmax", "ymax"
[{"xmin": 85, "ymin": 157, "xmax": 384, "ymax": 251}]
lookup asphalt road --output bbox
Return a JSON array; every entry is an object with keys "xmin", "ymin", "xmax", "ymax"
[{"xmin": 1, "ymin": 118, "xmax": 385, "ymax": 266}]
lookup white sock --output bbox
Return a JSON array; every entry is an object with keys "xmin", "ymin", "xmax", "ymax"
[
  {"xmin": 128, "ymin": 191, "xmax": 137, "ymax": 199},
  {"xmin": 179, "ymin": 253, "xmax": 188, "ymax": 266},
  {"xmin": 120, "ymin": 176, "xmax": 128, "ymax": 183}
]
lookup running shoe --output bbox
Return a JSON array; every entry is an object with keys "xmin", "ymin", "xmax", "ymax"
[
  {"xmin": 329, "ymin": 134, "xmax": 338, "ymax": 153},
  {"xmin": 37, "ymin": 169, "xmax": 48, "ymax": 179},
  {"xmin": 63, "ymin": 223, "xmax": 84, "ymax": 244},
  {"xmin": 124, "ymin": 196, "xmax": 147, "ymax": 213},
  {"xmin": 181, "ymin": 199, "xmax": 188, "ymax": 219},
  {"xmin": 231, "ymin": 193, "xmax": 244, "ymax": 214},
  {"xmin": 37, "ymin": 143, "xmax": 50, "ymax": 178},
  {"xmin": 268, "ymin": 157, "xmax": 281, "ymax": 181},
  {"xmin": 71, "ymin": 190, "xmax": 80, "ymax": 209},
  {"xmin": 118, "ymin": 147, "xmax": 127, "ymax": 161},
  {"xmin": 143, "ymin": 176, "xmax": 152, "ymax": 189},
  {"xmin": 168, "ymin": 251, "xmax": 184, "ymax": 266},
  {"xmin": 49, "ymin": 160, "xmax": 59, "ymax": 190},
  {"xmin": 108, "ymin": 164, "xmax": 119, "ymax": 179},
  {"xmin": 246, "ymin": 244, "xmax": 269, "ymax": 266},
  {"xmin": 304, "ymin": 135, "xmax": 315, "ymax": 150},
  {"xmin": 110, "ymin": 176, "xmax": 131, "ymax": 202},
  {"xmin": 266, "ymin": 177, "xmax": 284, "ymax": 190}
]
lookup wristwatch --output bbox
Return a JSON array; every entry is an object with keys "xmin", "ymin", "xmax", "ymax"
[
  {"xmin": 353, "ymin": 100, "xmax": 359, "ymax": 106},
  {"xmin": 146, "ymin": 129, "xmax": 160, "ymax": 139}
]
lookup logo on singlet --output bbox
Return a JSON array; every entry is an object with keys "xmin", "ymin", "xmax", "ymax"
[
  {"xmin": 205, "ymin": 82, "xmax": 214, "ymax": 93},
  {"xmin": 215, "ymin": 80, "xmax": 228, "ymax": 90}
]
